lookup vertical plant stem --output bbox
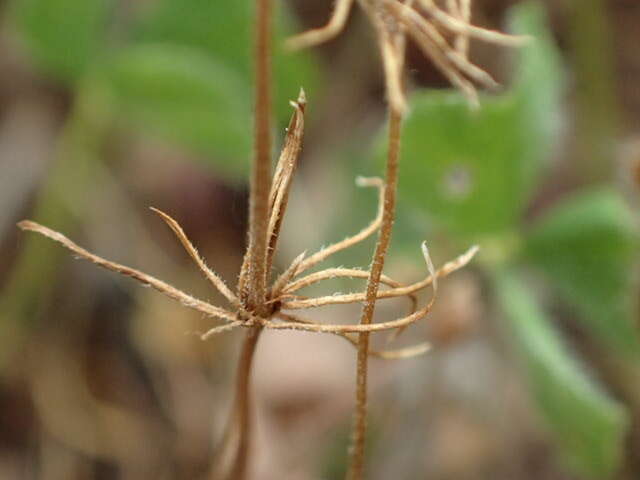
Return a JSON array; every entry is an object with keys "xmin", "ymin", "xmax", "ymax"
[
  {"xmin": 214, "ymin": 326, "xmax": 263, "ymax": 480},
  {"xmin": 216, "ymin": 1, "xmax": 273, "ymax": 478},
  {"xmin": 244, "ymin": 0, "xmax": 273, "ymax": 312},
  {"xmin": 346, "ymin": 107, "xmax": 402, "ymax": 480}
]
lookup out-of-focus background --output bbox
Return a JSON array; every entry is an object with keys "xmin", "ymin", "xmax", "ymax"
[{"xmin": 1, "ymin": 0, "xmax": 640, "ymax": 478}]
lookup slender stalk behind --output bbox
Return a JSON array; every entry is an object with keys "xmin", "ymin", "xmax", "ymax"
[{"xmin": 346, "ymin": 107, "xmax": 403, "ymax": 480}]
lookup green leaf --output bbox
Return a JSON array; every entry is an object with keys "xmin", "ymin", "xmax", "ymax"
[
  {"xmin": 525, "ymin": 188, "xmax": 640, "ymax": 356},
  {"xmin": 133, "ymin": 0, "xmax": 319, "ymax": 123},
  {"xmin": 495, "ymin": 270, "xmax": 629, "ymax": 478},
  {"xmin": 394, "ymin": 93, "xmax": 536, "ymax": 238},
  {"xmin": 103, "ymin": 45, "xmax": 252, "ymax": 179},
  {"xmin": 12, "ymin": 0, "xmax": 110, "ymax": 82}
]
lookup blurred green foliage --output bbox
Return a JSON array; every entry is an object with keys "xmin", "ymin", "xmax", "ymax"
[
  {"xmin": 13, "ymin": 0, "xmax": 318, "ymax": 179},
  {"xmin": 525, "ymin": 189, "xmax": 640, "ymax": 356},
  {"xmin": 496, "ymin": 271, "xmax": 628, "ymax": 478},
  {"xmin": 15, "ymin": 0, "xmax": 109, "ymax": 82}
]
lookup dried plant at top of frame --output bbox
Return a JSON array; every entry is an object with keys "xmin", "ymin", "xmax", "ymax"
[{"xmin": 287, "ymin": 0, "xmax": 530, "ymax": 110}]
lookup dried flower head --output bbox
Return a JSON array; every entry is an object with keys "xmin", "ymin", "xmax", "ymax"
[
  {"xmin": 18, "ymin": 90, "xmax": 476, "ymax": 355},
  {"xmin": 287, "ymin": 0, "xmax": 530, "ymax": 110}
]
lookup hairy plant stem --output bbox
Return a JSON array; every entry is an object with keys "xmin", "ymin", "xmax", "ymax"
[
  {"xmin": 243, "ymin": 0, "xmax": 273, "ymax": 313},
  {"xmin": 217, "ymin": 1, "xmax": 272, "ymax": 478},
  {"xmin": 346, "ymin": 107, "xmax": 403, "ymax": 480},
  {"xmin": 214, "ymin": 326, "xmax": 264, "ymax": 480}
]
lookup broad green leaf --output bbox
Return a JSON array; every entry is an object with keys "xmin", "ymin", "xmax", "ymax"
[
  {"xmin": 104, "ymin": 45, "xmax": 252, "ymax": 179},
  {"xmin": 495, "ymin": 270, "xmax": 629, "ymax": 478},
  {"xmin": 133, "ymin": 0, "xmax": 319, "ymax": 123},
  {"xmin": 525, "ymin": 188, "xmax": 640, "ymax": 356},
  {"xmin": 394, "ymin": 93, "xmax": 534, "ymax": 238},
  {"xmin": 12, "ymin": 0, "xmax": 110, "ymax": 82}
]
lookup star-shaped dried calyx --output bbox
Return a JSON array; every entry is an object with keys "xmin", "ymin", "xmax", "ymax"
[
  {"xmin": 18, "ymin": 90, "xmax": 477, "ymax": 360},
  {"xmin": 287, "ymin": 0, "xmax": 530, "ymax": 110}
]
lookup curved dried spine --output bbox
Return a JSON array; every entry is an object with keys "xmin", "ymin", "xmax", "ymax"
[
  {"xmin": 285, "ymin": 267, "xmax": 403, "ymax": 294},
  {"xmin": 17, "ymin": 221, "xmax": 237, "ymax": 323},
  {"xmin": 269, "ymin": 251, "xmax": 307, "ymax": 300},
  {"xmin": 285, "ymin": 0, "xmax": 355, "ymax": 50},
  {"xmin": 150, "ymin": 207, "xmax": 238, "ymax": 306},
  {"xmin": 282, "ymin": 266, "xmax": 418, "ymax": 314},
  {"xmin": 280, "ymin": 245, "xmax": 478, "ymax": 310},
  {"xmin": 292, "ymin": 176, "xmax": 385, "ymax": 276},
  {"xmin": 275, "ymin": 312, "xmax": 430, "ymax": 359},
  {"xmin": 201, "ymin": 320, "xmax": 245, "ymax": 340}
]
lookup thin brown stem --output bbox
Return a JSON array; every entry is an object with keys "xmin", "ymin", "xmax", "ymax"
[
  {"xmin": 346, "ymin": 106, "xmax": 403, "ymax": 480},
  {"xmin": 216, "ymin": 2, "xmax": 273, "ymax": 479},
  {"xmin": 213, "ymin": 326, "xmax": 263, "ymax": 480}
]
